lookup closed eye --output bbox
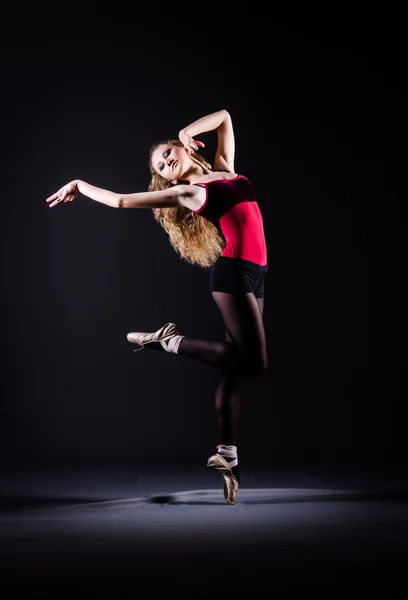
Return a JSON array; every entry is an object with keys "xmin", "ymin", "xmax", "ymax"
[{"xmin": 158, "ymin": 148, "xmax": 171, "ymax": 172}]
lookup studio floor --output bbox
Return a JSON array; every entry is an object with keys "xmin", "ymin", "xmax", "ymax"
[{"xmin": 1, "ymin": 459, "xmax": 407, "ymax": 599}]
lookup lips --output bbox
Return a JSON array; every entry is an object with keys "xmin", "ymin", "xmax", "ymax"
[{"xmin": 172, "ymin": 160, "xmax": 178, "ymax": 171}]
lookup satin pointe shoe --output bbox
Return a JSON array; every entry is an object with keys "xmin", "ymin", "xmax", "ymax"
[
  {"xmin": 127, "ymin": 322, "xmax": 179, "ymax": 352},
  {"xmin": 207, "ymin": 453, "xmax": 239, "ymax": 505}
]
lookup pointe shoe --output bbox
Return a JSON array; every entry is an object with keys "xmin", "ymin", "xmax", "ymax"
[
  {"xmin": 207, "ymin": 453, "xmax": 239, "ymax": 505},
  {"xmin": 127, "ymin": 322, "xmax": 179, "ymax": 351}
]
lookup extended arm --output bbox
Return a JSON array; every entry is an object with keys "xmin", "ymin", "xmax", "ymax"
[
  {"xmin": 179, "ymin": 109, "xmax": 235, "ymax": 172},
  {"xmin": 46, "ymin": 179, "xmax": 194, "ymax": 209},
  {"xmin": 76, "ymin": 180, "xmax": 188, "ymax": 209}
]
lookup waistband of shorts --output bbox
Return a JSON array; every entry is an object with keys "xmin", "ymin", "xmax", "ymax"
[{"xmin": 214, "ymin": 256, "xmax": 268, "ymax": 270}]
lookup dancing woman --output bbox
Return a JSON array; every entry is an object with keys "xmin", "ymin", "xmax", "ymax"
[{"xmin": 46, "ymin": 109, "xmax": 268, "ymax": 504}]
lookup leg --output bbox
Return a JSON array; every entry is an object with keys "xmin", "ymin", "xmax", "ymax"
[
  {"xmin": 178, "ymin": 291, "xmax": 268, "ymax": 377},
  {"xmin": 212, "ymin": 296, "xmax": 265, "ymax": 497},
  {"xmin": 127, "ymin": 293, "xmax": 267, "ymax": 376},
  {"xmin": 209, "ymin": 291, "xmax": 267, "ymax": 376},
  {"xmin": 215, "ymin": 298, "xmax": 264, "ymax": 445},
  {"xmin": 215, "ymin": 334, "xmax": 240, "ymax": 447}
]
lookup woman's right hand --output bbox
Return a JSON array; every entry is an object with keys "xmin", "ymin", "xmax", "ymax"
[
  {"xmin": 179, "ymin": 130, "xmax": 211, "ymax": 173},
  {"xmin": 46, "ymin": 180, "xmax": 79, "ymax": 208}
]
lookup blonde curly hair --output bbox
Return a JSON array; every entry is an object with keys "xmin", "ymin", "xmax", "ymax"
[{"xmin": 148, "ymin": 140, "xmax": 225, "ymax": 268}]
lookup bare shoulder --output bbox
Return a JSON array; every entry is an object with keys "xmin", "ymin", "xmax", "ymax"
[{"xmin": 179, "ymin": 171, "xmax": 239, "ymax": 211}]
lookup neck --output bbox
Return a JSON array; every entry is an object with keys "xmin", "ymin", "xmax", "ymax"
[{"xmin": 183, "ymin": 164, "xmax": 208, "ymax": 184}]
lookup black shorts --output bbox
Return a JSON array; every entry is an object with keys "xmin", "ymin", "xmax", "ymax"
[{"xmin": 210, "ymin": 257, "xmax": 268, "ymax": 298}]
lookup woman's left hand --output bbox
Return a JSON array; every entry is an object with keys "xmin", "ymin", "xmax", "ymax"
[{"xmin": 179, "ymin": 130, "xmax": 205, "ymax": 154}]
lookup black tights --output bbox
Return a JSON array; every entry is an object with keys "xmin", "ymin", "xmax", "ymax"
[
  {"xmin": 144, "ymin": 292, "xmax": 267, "ymax": 448},
  {"xmin": 178, "ymin": 292, "xmax": 267, "ymax": 447}
]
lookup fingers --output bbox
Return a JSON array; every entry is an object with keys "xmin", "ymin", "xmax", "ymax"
[
  {"xmin": 46, "ymin": 183, "xmax": 77, "ymax": 208},
  {"xmin": 184, "ymin": 145, "xmax": 205, "ymax": 158},
  {"xmin": 189, "ymin": 140, "xmax": 205, "ymax": 152},
  {"xmin": 46, "ymin": 191, "xmax": 68, "ymax": 208},
  {"xmin": 46, "ymin": 193, "xmax": 64, "ymax": 208},
  {"xmin": 45, "ymin": 192, "xmax": 59, "ymax": 203},
  {"xmin": 48, "ymin": 198, "xmax": 61, "ymax": 208},
  {"xmin": 182, "ymin": 135, "xmax": 205, "ymax": 154}
]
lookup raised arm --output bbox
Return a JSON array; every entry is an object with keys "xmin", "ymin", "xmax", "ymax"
[
  {"xmin": 46, "ymin": 179, "xmax": 195, "ymax": 209},
  {"xmin": 179, "ymin": 109, "xmax": 235, "ymax": 173}
]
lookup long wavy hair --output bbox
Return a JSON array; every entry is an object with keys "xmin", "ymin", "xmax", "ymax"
[{"xmin": 148, "ymin": 139, "xmax": 225, "ymax": 268}]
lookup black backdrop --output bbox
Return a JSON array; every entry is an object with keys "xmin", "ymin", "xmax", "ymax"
[{"xmin": 0, "ymin": 11, "xmax": 404, "ymax": 470}]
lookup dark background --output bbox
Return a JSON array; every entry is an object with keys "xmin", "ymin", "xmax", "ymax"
[{"xmin": 0, "ymin": 10, "xmax": 404, "ymax": 472}]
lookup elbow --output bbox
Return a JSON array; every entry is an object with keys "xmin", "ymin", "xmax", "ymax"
[
  {"xmin": 218, "ymin": 109, "xmax": 231, "ymax": 130},
  {"xmin": 117, "ymin": 196, "xmax": 125, "ymax": 208}
]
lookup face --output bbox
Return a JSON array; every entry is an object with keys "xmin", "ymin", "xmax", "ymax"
[{"xmin": 151, "ymin": 143, "xmax": 191, "ymax": 182}]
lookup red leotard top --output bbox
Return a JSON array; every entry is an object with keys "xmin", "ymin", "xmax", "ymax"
[{"xmin": 193, "ymin": 174, "xmax": 267, "ymax": 266}]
